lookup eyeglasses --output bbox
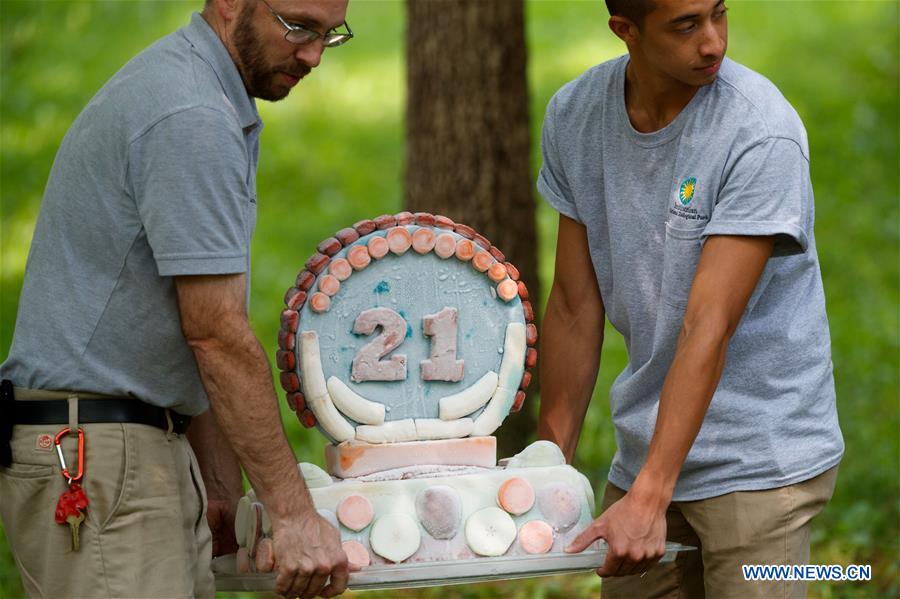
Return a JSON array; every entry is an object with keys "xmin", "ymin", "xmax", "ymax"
[{"xmin": 260, "ymin": 0, "xmax": 353, "ymax": 47}]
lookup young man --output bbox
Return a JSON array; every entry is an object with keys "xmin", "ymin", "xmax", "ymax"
[
  {"xmin": 536, "ymin": 1, "xmax": 844, "ymax": 596},
  {"xmin": 0, "ymin": 1, "xmax": 353, "ymax": 597}
]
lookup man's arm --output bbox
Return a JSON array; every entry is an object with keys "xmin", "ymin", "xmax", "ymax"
[
  {"xmin": 175, "ymin": 273, "xmax": 348, "ymax": 599},
  {"xmin": 537, "ymin": 215, "xmax": 606, "ymax": 462},
  {"xmin": 567, "ymin": 234, "xmax": 775, "ymax": 577}
]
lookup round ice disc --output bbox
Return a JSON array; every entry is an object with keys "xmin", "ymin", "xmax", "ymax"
[{"xmin": 277, "ymin": 213, "xmax": 536, "ymax": 444}]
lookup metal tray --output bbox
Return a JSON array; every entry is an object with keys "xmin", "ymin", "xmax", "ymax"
[{"xmin": 214, "ymin": 542, "xmax": 695, "ymax": 592}]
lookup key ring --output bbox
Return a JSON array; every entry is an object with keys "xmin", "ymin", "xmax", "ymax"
[{"xmin": 54, "ymin": 427, "xmax": 85, "ymax": 485}]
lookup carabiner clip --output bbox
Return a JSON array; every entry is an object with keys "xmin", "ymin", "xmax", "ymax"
[{"xmin": 54, "ymin": 427, "xmax": 85, "ymax": 485}]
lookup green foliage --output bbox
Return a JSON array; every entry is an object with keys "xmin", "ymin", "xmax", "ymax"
[{"xmin": 1, "ymin": 1, "xmax": 897, "ymax": 597}]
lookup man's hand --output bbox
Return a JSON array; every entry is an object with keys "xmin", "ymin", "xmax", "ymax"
[
  {"xmin": 272, "ymin": 509, "xmax": 349, "ymax": 598},
  {"xmin": 187, "ymin": 411, "xmax": 244, "ymax": 557},
  {"xmin": 207, "ymin": 497, "xmax": 240, "ymax": 557},
  {"xmin": 566, "ymin": 486, "xmax": 667, "ymax": 577}
]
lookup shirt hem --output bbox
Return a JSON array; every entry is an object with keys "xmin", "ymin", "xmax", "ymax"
[
  {"xmin": 156, "ymin": 255, "xmax": 248, "ymax": 276},
  {"xmin": 701, "ymin": 220, "xmax": 808, "ymax": 253},
  {"xmin": 607, "ymin": 452, "xmax": 843, "ymax": 502},
  {"xmin": 537, "ymin": 176, "xmax": 581, "ymax": 223}
]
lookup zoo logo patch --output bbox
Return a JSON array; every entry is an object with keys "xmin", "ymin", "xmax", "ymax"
[{"xmin": 678, "ymin": 177, "xmax": 697, "ymax": 206}]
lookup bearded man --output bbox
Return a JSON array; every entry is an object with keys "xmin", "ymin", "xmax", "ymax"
[{"xmin": 0, "ymin": 1, "xmax": 353, "ymax": 597}]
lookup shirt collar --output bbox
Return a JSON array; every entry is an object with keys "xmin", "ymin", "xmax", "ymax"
[{"xmin": 182, "ymin": 12, "xmax": 261, "ymax": 131}]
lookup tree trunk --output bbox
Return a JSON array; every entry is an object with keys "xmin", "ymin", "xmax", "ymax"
[{"xmin": 405, "ymin": 0, "xmax": 538, "ymax": 458}]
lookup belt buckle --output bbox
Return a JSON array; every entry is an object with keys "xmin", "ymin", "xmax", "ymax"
[{"xmin": 165, "ymin": 409, "xmax": 191, "ymax": 435}]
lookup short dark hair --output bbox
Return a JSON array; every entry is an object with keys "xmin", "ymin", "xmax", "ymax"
[{"xmin": 605, "ymin": 0, "xmax": 656, "ymax": 26}]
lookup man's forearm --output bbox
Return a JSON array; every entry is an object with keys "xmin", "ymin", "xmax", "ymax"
[
  {"xmin": 537, "ymin": 289, "xmax": 604, "ymax": 462},
  {"xmin": 188, "ymin": 320, "xmax": 314, "ymax": 523}
]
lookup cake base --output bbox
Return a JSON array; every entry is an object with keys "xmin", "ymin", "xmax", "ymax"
[
  {"xmin": 235, "ymin": 441, "xmax": 599, "ymax": 575},
  {"xmin": 325, "ymin": 436, "xmax": 497, "ymax": 478}
]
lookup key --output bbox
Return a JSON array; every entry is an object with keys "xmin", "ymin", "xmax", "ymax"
[
  {"xmin": 55, "ymin": 483, "xmax": 89, "ymax": 551},
  {"xmin": 66, "ymin": 509, "xmax": 85, "ymax": 551}
]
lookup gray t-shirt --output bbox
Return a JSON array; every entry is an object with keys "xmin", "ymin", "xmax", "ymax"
[
  {"xmin": 2, "ymin": 14, "xmax": 261, "ymax": 416},
  {"xmin": 538, "ymin": 55, "xmax": 844, "ymax": 500}
]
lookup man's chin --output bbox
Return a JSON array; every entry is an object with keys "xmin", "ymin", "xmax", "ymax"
[
  {"xmin": 250, "ymin": 83, "xmax": 292, "ymax": 102},
  {"xmin": 262, "ymin": 89, "xmax": 291, "ymax": 102}
]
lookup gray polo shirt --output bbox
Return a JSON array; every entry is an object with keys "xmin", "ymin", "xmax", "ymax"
[
  {"xmin": 538, "ymin": 56, "xmax": 843, "ymax": 500},
  {"xmin": 2, "ymin": 13, "xmax": 261, "ymax": 416}
]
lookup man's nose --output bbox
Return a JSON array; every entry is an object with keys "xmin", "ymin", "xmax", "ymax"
[
  {"xmin": 698, "ymin": 21, "xmax": 726, "ymax": 59},
  {"xmin": 295, "ymin": 39, "xmax": 324, "ymax": 69}
]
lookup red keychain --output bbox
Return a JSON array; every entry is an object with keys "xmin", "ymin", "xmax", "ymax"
[{"xmin": 53, "ymin": 427, "xmax": 89, "ymax": 551}]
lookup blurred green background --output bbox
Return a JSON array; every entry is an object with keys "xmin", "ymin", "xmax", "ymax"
[{"xmin": 1, "ymin": 1, "xmax": 897, "ymax": 597}]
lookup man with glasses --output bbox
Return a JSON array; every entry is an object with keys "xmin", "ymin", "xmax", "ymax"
[
  {"xmin": 1, "ymin": 1, "xmax": 352, "ymax": 597},
  {"xmin": 536, "ymin": 0, "xmax": 843, "ymax": 597}
]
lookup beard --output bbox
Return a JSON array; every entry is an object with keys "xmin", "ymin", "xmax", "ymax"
[{"xmin": 232, "ymin": 4, "xmax": 310, "ymax": 101}]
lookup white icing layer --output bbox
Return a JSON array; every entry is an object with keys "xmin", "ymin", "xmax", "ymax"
[
  {"xmin": 472, "ymin": 386, "xmax": 516, "ymax": 437},
  {"xmin": 356, "ymin": 419, "xmax": 418, "ymax": 444},
  {"xmin": 300, "ymin": 331, "xmax": 328, "ymax": 399},
  {"xmin": 300, "ymin": 331, "xmax": 355, "ymax": 442},
  {"xmin": 327, "ymin": 376, "xmax": 386, "ymax": 425},
  {"xmin": 414, "ymin": 418, "xmax": 474, "ymax": 440},
  {"xmin": 438, "ymin": 371, "xmax": 499, "ymax": 421},
  {"xmin": 496, "ymin": 322, "xmax": 527, "ymax": 388},
  {"xmin": 471, "ymin": 324, "xmax": 526, "ymax": 436}
]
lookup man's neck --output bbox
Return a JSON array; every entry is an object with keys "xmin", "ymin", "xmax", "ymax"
[{"xmin": 624, "ymin": 60, "xmax": 701, "ymax": 133}]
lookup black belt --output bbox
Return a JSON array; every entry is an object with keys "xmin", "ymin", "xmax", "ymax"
[{"xmin": 1, "ymin": 380, "xmax": 190, "ymax": 466}]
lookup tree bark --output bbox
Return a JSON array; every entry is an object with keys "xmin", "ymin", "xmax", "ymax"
[{"xmin": 406, "ymin": 0, "xmax": 538, "ymax": 458}]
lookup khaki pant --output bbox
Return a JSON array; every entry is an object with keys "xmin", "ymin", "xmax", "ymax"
[
  {"xmin": 0, "ymin": 422, "xmax": 214, "ymax": 598},
  {"xmin": 600, "ymin": 466, "xmax": 839, "ymax": 599}
]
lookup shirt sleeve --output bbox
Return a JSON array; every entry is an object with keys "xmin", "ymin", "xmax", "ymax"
[
  {"xmin": 702, "ymin": 137, "xmax": 811, "ymax": 256},
  {"xmin": 536, "ymin": 94, "xmax": 581, "ymax": 223},
  {"xmin": 128, "ymin": 106, "xmax": 254, "ymax": 276}
]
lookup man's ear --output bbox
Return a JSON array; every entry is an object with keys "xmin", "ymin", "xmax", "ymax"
[
  {"xmin": 608, "ymin": 16, "xmax": 640, "ymax": 46},
  {"xmin": 208, "ymin": 0, "xmax": 243, "ymax": 25}
]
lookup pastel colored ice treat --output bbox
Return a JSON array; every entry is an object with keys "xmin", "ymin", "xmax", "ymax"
[
  {"xmin": 254, "ymin": 538, "xmax": 275, "ymax": 573},
  {"xmin": 237, "ymin": 215, "xmax": 599, "ymax": 576},
  {"xmin": 370, "ymin": 513, "xmax": 421, "ymax": 562},
  {"xmin": 465, "ymin": 507, "xmax": 517, "ymax": 557},
  {"xmin": 416, "ymin": 485, "xmax": 462, "ymax": 539},
  {"xmin": 518, "ymin": 520, "xmax": 554, "ymax": 554},
  {"xmin": 236, "ymin": 547, "xmax": 251, "ymax": 574},
  {"xmin": 337, "ymin": 495, "xmax": 374, "ymax": 531},
  {"xmin": 342, "ymin": 540, "xmax": 371, "ymax": 570},
  {"xmin": 233, "ymin": 441, "xmax": 596, "ymax": 570},
  {"xmin": 497, "ymin": 477, "xmax": 535, "ymax": 516},
  {"xmin": 537, "ymin": 482, "xmax": 582, "ymax": 533}
]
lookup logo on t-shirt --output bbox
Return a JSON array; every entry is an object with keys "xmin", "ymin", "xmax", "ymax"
[
  {"xmin": 669, "ymin": 176, "xmax": 709, "ymax": 223},
  {"xmin": 678, "ymin": 177, "xmax": 697, "ymax": 206}
]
